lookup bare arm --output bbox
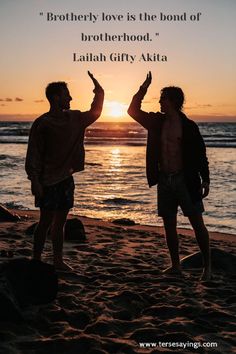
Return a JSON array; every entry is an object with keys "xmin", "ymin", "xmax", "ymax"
[
  {"xmin": 81, "ymin": 71, "xmax": 104, "ymax": 128},
  {"xmin": 127, "ymin": 72, "xmax": 156, "ymax": 129}
]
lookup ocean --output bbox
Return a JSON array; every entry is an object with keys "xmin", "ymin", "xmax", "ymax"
[{"xmin": 0, "ymin": 121, "xmax": 235, "ymax": 234}]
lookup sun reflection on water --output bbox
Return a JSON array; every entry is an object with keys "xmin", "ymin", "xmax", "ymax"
[{"xmin": 109, "ymin": 148, "xmax": 122, "ymax": 170}]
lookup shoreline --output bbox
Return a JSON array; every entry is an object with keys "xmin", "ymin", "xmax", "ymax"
[{"xmin": 13, "ymin": 208, "xmax": 236, "ymax": 242}]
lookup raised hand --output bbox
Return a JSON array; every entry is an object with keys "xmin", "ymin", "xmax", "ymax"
[
  {"xmin": 141, "ymin": 71, "xmax": 152, "ymax": 90},
  {"xmin": 88, "ymin": 71, "xmax": 103, "ymax": 91}
]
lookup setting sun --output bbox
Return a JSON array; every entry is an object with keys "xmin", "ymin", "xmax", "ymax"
[{"xmin": 105, "ymin": 100, "xmax": 127, "ymax": 118}]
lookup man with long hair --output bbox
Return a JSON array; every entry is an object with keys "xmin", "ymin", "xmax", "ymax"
[{"xmin": 128, "ymin": 72, "xmax": 211, "ymax": 280}]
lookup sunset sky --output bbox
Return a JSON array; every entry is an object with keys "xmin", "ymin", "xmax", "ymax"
[{"xmin": 0, "ymin": 0, "xmax": 236, "ymax": 121}]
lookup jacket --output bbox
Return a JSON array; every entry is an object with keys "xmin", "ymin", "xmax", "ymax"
[{"xmin": 128, "ymin": 86, "xmax": 210, "ymax": 202}]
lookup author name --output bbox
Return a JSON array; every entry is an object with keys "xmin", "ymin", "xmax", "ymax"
[{"xmin": 73, "ymin": 52, "xmax": 167, "ymax": 64}]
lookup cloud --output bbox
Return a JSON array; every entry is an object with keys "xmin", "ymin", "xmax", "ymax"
[
  {"xmin": 190, "ymin": 114, "xmax": 236, "ymax": 122},
  {"xmin": 0, "ymin": 97, "xmax": 24, "ymax": 102},
  {"xmin": 216, "ymin": 103, "xmax": 236, "ymax": 108},
  {"xmin": 0, "ymin": 114, "xmax": 37, "ymax": 121},
  {"xmin": 198, "ymin": 104, "xmax": 212, "ymax": 108},
  {"xmin": 1, "ymin": 104, "xmax": 6, "ymax": 107},
  {"xmin": 186, "ymin": 103, "xmax": 213, "ymax": 110},
  {"xmin": 34, "ymin": 99, "xmax": 44, "ymax": 103}
]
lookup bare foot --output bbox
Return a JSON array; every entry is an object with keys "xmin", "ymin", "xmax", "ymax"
[
  {"xmin": 54, "ymin": 260, "xmax": 73, "ymax": 271},
  {"xmin": 162, "ymin": 266, "xmax": 183, "ymax": 276},
  {"xmin": 200, "ymin": 268, "xmax": 212, "ymax": 281}
]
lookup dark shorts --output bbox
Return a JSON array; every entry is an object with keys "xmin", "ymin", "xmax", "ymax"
[
  {"xmin": 35, "ymin": 176, "xmax": 75, "ymax": 211},
  {"xmin": 157, "ymin": 171, "xmax": 204, "ymax": 217}
]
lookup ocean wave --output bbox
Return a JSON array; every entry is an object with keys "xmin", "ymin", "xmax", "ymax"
[
  {"xmin": 0, "ymin": 137, "xmax": 28, "ymax": 143},
  {"xmin": 103, "ymin": 197, "xmax": 147, "ymax": 205},
  {"xmin": 86, "ymin": 162, "xmax": 103, "ymax": 167},
  {"xmin": 0, "ymin": 121, "xmax": 235, "ymax": 148},
  {"xmin": 3, "ymin": 202, "xmax": 27, "ymax": 210},
  {"xmin": 0, "ymin": 129, "xmax": 29, "ymax": 136},
  {"xmin": 206, "ymin": 142, "xmax": 236, "ymax": 147}
]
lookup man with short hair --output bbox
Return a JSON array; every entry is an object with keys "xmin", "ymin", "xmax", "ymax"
[
  {"xmin": 128, "ymin": 72, "xmax": 211, "ymax": 280},
  {"xmin": 26, "ymin": 71, "xmax": 104, "ymax": 270}
]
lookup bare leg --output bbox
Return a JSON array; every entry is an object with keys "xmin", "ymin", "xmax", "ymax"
[
  {"xmin": 50, "ymin": 210, "xmax": 72, "ymax": 271},
  {"xmin": 162, "ymin": 215, "xmax": 182, "ymax": 274},
  {"xmin": 188, "ymin": 214, "xmax": 211, "ymax": 280},
  {"xmin": 33, "ymin": 209, "xmax": 54, "ymax": 260}
]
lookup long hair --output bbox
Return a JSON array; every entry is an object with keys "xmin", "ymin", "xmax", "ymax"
[{"xmin": 161, "ymin": 86, "xmax": 185, "ymax": 111}]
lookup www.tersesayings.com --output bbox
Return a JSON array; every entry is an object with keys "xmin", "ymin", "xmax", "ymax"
[{"xmin": 139, "ymin": 341, "xmax": 218, "ymax": 350}]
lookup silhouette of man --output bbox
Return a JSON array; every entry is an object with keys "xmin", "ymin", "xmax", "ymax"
[
  {"xmin": 26, "ymin": 71, "xmax": 104, "ymax": 270},
  {"xmin": 128, "ymin": 72, "xmax": 211, "ymax": 280}
]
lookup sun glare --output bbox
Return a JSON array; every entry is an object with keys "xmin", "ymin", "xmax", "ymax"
[{"xmin": 106, "ymin": 101, "xmax": 127, "ymax": 118}]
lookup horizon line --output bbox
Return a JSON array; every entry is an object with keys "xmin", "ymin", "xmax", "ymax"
[{"xmin": 0, "ymin": 114, "xmax": 236, "ymax": 123}]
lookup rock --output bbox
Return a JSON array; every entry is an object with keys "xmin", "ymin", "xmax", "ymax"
[
  {"xmin": 2, "ymin": 258, "xmax": 58, "ymax": 306},
  {"xmin": 0, "ymin": 205, "xmax": 20, "ymax": 222},
  {"xmin": 0, "ymin": 258, "xmax": 58, "ymax": 323},
  {"xmin": 0, "ymin": 279, "xmax": 23, "ymax": 322},
  {"xmin": 112, "ymin": 218, "xmax": 136, "ymax": 226},
  {"xmin": 181, "ymin": 248, "xmax": 236, "ymax": 273},
  {"xmin": 64, "ymin": 218, "xmax": 86, "ymax": 242},
  {"xmin": 25, "ymin": 218, "xmax": 86, "ymax": 242}
]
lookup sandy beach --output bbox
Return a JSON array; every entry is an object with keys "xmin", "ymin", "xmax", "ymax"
[{"xmin": 0, "ymin": 209, "xmax": 235, "ymax": 354}]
